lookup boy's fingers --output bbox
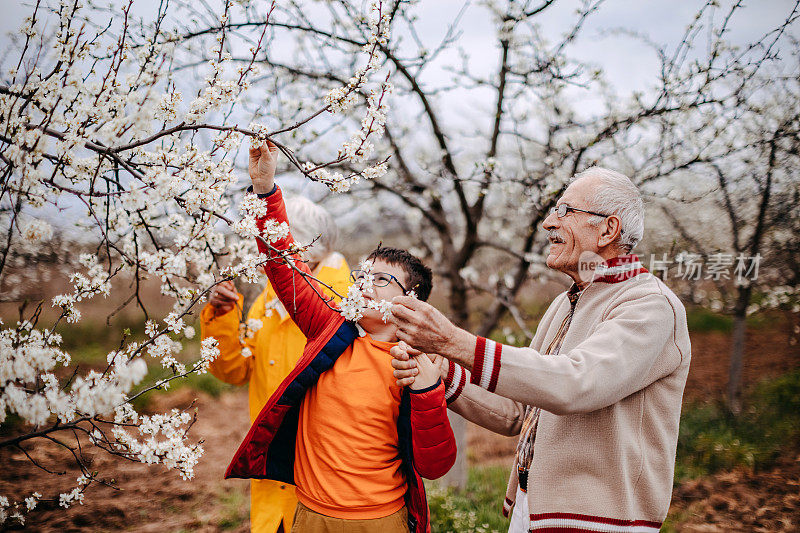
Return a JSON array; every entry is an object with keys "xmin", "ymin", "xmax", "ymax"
[
  {"xmin": 395, "ymin": 376, "xmax": 416, "ymax": 387},
  {"xmin": 389, "ymin": 344, "xmax": 410, "ymax": 361},
  {"xmin": 391, "ymin": 358, "xmax": 417, "ymax": 370},
  {"xmin": 393, "ymin": 367, "xmax": 418, "ymax": 380},
  {"xmin": 413, "ymin": 354, "xmax": 430, "ymax": 369}
]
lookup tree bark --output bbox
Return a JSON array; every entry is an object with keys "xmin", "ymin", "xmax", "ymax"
[{"xmin": 727, "ymin": 284, "xmax": 752, "ymax": 415}]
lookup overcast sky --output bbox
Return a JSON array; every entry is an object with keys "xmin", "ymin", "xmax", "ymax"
[
  {"xmin": 3, "ymin": 0, "xmax": 796, "ymax": 97},
  {"xmin": 2, "ymin": 1, "xmax": 797, "ymax": 233}
]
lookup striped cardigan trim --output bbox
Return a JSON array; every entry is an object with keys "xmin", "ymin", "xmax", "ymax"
[
  {"xmin": 471, "ymin": 336, "xmax": 502, "ymax": 392},
  {"xmin": 443, "ymin": 360, "xmax": 467, "ymax": 403},
  {"xmin": 502, "ymin": 496, "xmax": 514, "ymax": 518},
  {"xmin": 530, "ymin": 513, "xmax": 661, "ymax": 532},
  {"xmin": 592, "ymin": 254, "xmax": 649, "ymax": 284}
]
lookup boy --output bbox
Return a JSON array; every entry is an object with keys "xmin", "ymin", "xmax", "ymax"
[
  {"xmin": 202, "ymin": 196, "xmax": 350, "ymax": 533},
  {"xmin": 225, "ymin": 141, "xmax": 456, "ymax": 533}
]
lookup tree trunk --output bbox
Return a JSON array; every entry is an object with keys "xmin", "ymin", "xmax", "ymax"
[
  {"xmin": 438, "ymin": 274, "xmax": 471, "ymax": 489},
  {"xmin": 727, "ymin": 285, "xmax": 752, "ymax": 415},
  {"xmin": 438, "ymin": 411, "xmax": 469, "ymax": 489}
]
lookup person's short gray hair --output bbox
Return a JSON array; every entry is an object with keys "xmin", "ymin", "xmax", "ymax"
[
  {"xmin": 570, "ymin": 167, "xmax": 644, "ymax": 252},
  {"xmin": 284, "ymin": 195, "xmax": 339, "ymax": 263}
]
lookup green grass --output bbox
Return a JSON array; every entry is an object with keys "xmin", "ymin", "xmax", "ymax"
[
  {"xmin": 684, "ymin": 307, "xmax": 773, "ymax": 333},
  {"xmin": 685, "ymin": 307, "xmax": 734, "ymax": 333},
  {"xmin": 216, "ymin": 485, "xmax": 250, "ymax": 530},
  {"xmin": 427, "ymin": 370, "xmax": 800, "ymax": 532},
  {"xmin": 674, "ymin": 368, "xmax": 800, "ymax": 482},
  {"xmin": 427, "ymin": 466, "xmax": 508, "ymax": 533},
  {"xmin": 58, "ymin": 315, "xmax": 150, "ymax": 364},
  {"xmin": 128, "ymin": 358, "xmax": 234, "ymax": 412}
]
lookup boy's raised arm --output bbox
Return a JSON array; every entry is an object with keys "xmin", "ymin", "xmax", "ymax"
[{"xmin": 248, "ymin": 141, "xmax": 341, "ymax": 340}]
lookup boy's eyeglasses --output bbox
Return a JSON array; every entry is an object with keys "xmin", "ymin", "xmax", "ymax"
[{"xmin": 350, "ymin": 269, "xmax": 409, "ymax": 294}]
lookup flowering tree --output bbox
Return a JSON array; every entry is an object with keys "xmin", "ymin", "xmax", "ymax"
[
  {"xmin": 0, "ymin": 0, "xmax": 392, "ymax": 524},
  {"xmin": 151, "ymin": 0, "xmax": 799, "ymax": 486},
  {"xmin": 659, "ymin": 69, "xmax": 800, "ymax": 414},
  {"xmin": 2, "ymin": 0, "xmax": 799, "ymax": 522},
  {"xmin": 160, "ymin": 0, "xmax": 800, "ymax": 336}
]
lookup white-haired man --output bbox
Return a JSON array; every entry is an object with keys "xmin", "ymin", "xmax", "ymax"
[
  {"xmin": 201, "ymin": 195, "xmax": 350, "ymax": 533},
  {"xmin": 389, "ymin": 167, "xmax": 691, "ymax": 532}
]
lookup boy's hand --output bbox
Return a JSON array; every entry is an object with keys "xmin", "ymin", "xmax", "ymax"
[
  {"xmin": 390, "ymin": 341, "xmax": 420, "ymax": 387},
  {"xmin": 249, "ymin": 140, "xmax": 279, "ymax": 194},
  {"xmin": 208, "ymin": 280, "xmax": 239, "ymax": 316},
  {"xmin": 393, "ymin": 341, "xmax": 440, "ymax": 390},
  {"xmin": 409, "ymin": 350, "xmax": 441, "ymax": 391}
]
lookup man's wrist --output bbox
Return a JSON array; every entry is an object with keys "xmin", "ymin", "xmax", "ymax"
[{"xmin": 443, "ymin": 327, "xmax": 477, "ymax": 371}]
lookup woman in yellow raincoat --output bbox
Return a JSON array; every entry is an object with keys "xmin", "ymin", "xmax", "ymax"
[{"xmin": 201, "ymin": 195, "xmax": 350, "ymax": 533}]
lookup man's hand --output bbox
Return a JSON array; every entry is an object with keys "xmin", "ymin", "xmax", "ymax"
[
  {"xmin": 249, "ymin": 140, "xmax": 279, "ymax": 194},
  {"xmin": 389, "ymin": 296, "xmax": 459, "ymax": 354},
  {"xmin": 390, "ymin": 295, "xmax": 478, "ymax": 369},
  {"xmin": 208, "ymin": 280, "xmax": 239, "ymax": 316}
]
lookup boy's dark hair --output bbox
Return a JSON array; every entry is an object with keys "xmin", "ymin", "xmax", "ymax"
[{"xmin": 366, "ymin": 247, "xmax": 433, "ymax": 302}]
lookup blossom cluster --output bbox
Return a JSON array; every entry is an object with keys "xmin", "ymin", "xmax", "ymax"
[
  {"xmin": 0, "ymin": 0, "xmax": 403, "ymax": 524},
  {"xmin": 338, "ymin": 259, "xmax": 416, "ymax": 323},
  {"xmin": 111, "ymin": 408, "xmax": 203, "ymax": 480},
  {"xmin": 303, "ymin": 1, "xmax": 393, "ymax": 193}
]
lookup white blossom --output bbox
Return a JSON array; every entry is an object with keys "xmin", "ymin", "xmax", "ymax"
[{"xmin": 21, "ymin": 218, "xmax": 53, "ymax": 242}]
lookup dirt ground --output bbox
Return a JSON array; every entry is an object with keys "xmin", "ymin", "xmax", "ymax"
[
  {"xmin": 0, "ymin": 390, "xmax": 252, "ymax": 532},
  {"xmin": 2, "ymin": 318, "xmax": 798, "ymax": 532}
]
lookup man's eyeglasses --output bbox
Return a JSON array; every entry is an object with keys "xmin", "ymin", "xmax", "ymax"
[
  {"xmin": 350, "ymin": 269, "xmax": 410, "ymax": 294},
  {"xmin": 550, "ymin": 203, "xmax": 609, "ymax": 219}
]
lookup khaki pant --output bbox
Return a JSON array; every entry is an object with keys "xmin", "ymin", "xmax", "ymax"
[{"xmin": 290, "ymin": 502, "xmax": 410, "ymax": 533}]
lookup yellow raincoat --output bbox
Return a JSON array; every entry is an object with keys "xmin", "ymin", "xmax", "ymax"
[{"xmin": 200, "ymin": 252, "xmax": 351, "ymax": 533}]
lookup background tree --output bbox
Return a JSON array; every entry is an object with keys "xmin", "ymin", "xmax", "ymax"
[
  {"xmin": 0, "ymin": 0, "xmax": 392, "ymax": 523},
  {"xmin": 2, "ymin": 0, "xmax": 798, "ymax": 519},
  {"xmin": 660, "ymin": 67, "xmax": 800, "ymax": 414}
]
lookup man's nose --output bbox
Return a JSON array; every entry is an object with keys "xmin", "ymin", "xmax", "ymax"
[{"xmin": 543, "ymin": 211, "xmax": 558, "ymax": 231}]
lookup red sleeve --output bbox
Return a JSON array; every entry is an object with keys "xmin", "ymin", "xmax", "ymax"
[
  {"xmin": 409, "ymin": 380, "xmax": 457, "ymax": 479},
  {"xmin": 254, "ymin": 186, "xmax": 341, "ymax": 340}
]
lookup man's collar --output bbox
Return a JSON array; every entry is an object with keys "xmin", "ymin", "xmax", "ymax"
[
  {"xmin": 592, "ymin": 254, "xmax": 649, "ymax": 284},
  {"xmin": 566, "ymin": 283, "xmax": 583, "ymax": 304}
]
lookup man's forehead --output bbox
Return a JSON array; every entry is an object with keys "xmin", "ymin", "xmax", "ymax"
[{"xmin": 558, "ymin": 177, "xmax": 591, "ymax": 205}]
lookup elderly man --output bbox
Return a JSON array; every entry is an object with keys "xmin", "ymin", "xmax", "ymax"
[
  {"xmin": 390, "ymin": 167, "xmax": 691, "ymax": 533},
  {"xmin": 201, "ymin": 195, "xmax": 350, "ymax": 533}
]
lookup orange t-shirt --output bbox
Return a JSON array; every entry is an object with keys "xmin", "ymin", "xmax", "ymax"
[{"xmin": 293, "ymin": 334, "xmax": 406, "ymax": 519}]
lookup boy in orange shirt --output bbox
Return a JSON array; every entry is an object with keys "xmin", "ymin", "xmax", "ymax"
[{"xmin": 225, "ymin": 142, "xmax": 457, "ymax": 533}]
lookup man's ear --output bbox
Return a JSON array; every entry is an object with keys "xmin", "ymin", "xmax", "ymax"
[{"xmin": 597, "ymin": 215, "xmax": 622, "ymax": 248}]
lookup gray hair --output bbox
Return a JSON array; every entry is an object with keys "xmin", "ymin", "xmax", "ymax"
[
  {"xmin": 284, "ymin": 195, "xmax": 339, "ymax": 263},
  {"xmin": 570, "ymin": 167, "xmax": 644, "ymax": 252}
]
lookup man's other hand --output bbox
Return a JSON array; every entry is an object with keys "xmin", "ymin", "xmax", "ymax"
[{"xmin": 209, "ymin": 280, "xmax": 239, "ymax": 316}]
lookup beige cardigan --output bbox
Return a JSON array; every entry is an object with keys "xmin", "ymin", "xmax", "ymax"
[{"xmin": 443, "ymin": 261, "xmax": 691, "ymax": 532}]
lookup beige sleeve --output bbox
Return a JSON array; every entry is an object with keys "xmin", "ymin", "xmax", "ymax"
[
  {"xmin": 486, "ymin": 291, "xmax": 681, "ymax": 415},
  {"xmin": 442, "ymin": 359, "xmax": 526, "ymax": 436}
]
